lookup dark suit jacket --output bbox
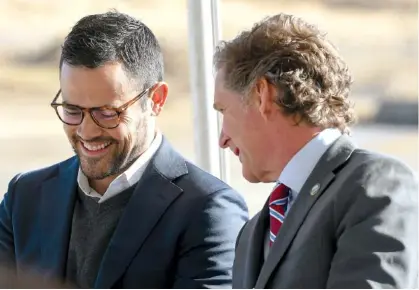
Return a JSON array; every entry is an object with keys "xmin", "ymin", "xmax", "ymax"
[
  {"xmin": 233, "ymin": 135, "xmax": 418, "ymax": 288},
  {"xmin": 0, "ymin": 138, "xmax": 248, "ymax": 288}
]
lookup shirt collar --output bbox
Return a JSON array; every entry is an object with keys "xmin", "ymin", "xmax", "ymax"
[
  {"xmin": 122, "ymin": 131, "xmax": 162, "ymax": 186},
  {"xmin": 279, "ymin": 128, "xmax": 342, "ymax": 194}
]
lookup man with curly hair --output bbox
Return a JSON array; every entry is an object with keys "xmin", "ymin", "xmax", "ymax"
[
  {"xmin": 213, "ymin": 13, "xmax": 418, "ymax": 288},
  {"xmin": 0, "ymin": 11, "xmax": 249, "ymax": 289}
]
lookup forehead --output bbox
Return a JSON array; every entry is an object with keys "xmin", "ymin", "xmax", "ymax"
[
  {"xmin": 214, "ymin": 69, "xmax": 227, "ymax": 94},
  {"xmin": 60, "ymin": 62, "xmax": 134, "ymax": 107},
  {"xmin": 214, "ymin": 69, "xmax": 242, "ymax": 108}
]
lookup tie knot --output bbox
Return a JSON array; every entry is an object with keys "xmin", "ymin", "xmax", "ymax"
[{"xmin": 269, "ymin": 183, "xmax": 290, "ymax": 203}]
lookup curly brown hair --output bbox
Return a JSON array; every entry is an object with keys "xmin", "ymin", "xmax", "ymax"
[{"xmin": 213, "ymin": 13, "xmax": 356, "ymax": 134}]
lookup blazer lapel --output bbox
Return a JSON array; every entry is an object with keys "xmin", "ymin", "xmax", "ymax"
[
  {"xmin": 255, "ymin": 135, "xmax": 356, "ymax": 288},
  {"xmin": 40, "ymin": 157, "xmax": 78, "ymax": 281},
  {"xmin": 236, "ymin": 201, "xmax": 269, "ymax": 289},
  {"xmin": 95, "ymin": 138, "xmax": 188, "ymax": 288}
]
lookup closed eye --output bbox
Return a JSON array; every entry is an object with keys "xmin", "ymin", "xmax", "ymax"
[{"xmin": 213, "ymin": 104, "xmax": 224, "ymax": 113}]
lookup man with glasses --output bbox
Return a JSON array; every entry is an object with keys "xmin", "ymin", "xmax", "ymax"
[{"xmin": 0, "ymin": 11, "xmax": 248, "ymax": 288}]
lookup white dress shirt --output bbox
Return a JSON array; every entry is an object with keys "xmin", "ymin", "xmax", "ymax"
[
  {"xmin": 264, "ymin": 128, "xmax": 342, "ymax": 259},
  {"xmin": 280, "ymin": 128, "xmax": 342, "ymax": 211},
  {"xmin": 77, "ymin": 131, "xmax": 163, "ymax": 203}
]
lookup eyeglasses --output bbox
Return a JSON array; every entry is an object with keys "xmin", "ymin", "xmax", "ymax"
[{"xmin": 50, "ymin": 86, "xmax": 152, "ymax": 129}]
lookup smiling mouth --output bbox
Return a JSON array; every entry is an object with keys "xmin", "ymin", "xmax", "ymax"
[
  {"xmin": 233, "ymin": 148, "xmax": 240, "ymax": 156},
  {"xmin": 79, "ymin": 141, "xmax": 112, "ymax": 156},
  {"xmin": 82, "ymin": 141, "xmax": 112, "ymax": 151}
]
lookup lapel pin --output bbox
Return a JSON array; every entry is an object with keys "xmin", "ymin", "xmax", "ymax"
[{"xmin": 310, "ymin": 183, "xmax": 320, "ymax": 196}]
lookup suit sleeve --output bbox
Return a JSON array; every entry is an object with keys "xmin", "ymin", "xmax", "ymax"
[
  {"xmin": 235, "ymin": 220, "xmax": 248, "ymax": 250},
  {"xmin": 0, "ymin": 174, "xmax": 19, "ymax": 269},
  {"xmin": 173, "ymin": 188, "xmax": 249, "ymax": 288},
  {"xmin": 327, "ymin": 160, "xmax": 418, "ymax": 288}
]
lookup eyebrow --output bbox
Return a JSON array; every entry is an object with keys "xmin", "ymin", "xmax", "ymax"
[
  {"xmin": 61, "ymin": 101, "xmax": 115, "ymax": 110},
  {"xmin": 60, "ymin": 91, "xmax": 118, "ymax": 109},
  {"xmin": 61, "ymin": 94, "xmax": 117, "ymax": 109},
  {"xmin": 62, "ymin": 100, "xmax": 78, "ymax": 107}
]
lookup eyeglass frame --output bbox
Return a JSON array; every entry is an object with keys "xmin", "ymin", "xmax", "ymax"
[{"xmin": 50, "ymin": 85, "xmax": 153, "ymax": 129}]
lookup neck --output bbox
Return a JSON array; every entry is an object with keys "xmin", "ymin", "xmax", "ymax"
[
  {"xmin": 88, "ymin": 130, "xmax": 158, "ymax": 195},
  {"xmin": 90, "ymin": 176, "xmax": 116, "ymax": 195},
  {"xmin": 268, "ymin": 126, "xmax": 322, "ymax": 182}
]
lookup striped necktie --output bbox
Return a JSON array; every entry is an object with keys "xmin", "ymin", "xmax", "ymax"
[{"xmin": 269, "ymin": 183, "xmax": 290, "ymax": 246}]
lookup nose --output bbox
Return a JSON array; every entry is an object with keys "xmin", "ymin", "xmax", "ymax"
[
  {"xmin": 218, "ymin": 129, "xmax": 230, "ymax": 149},
  {"xmin": 76, "ymin": 113, "xmax": 103, "ymax": 140}
]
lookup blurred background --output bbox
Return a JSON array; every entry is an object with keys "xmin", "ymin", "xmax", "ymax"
[{"xmin": 0, "ymin": 0, "xmax": 417, "ymax": 216}]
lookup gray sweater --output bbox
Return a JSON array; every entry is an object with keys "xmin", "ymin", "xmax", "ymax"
[{"xmin": 65, "ymin": 185, "xmax": 136, "ymax": 288}]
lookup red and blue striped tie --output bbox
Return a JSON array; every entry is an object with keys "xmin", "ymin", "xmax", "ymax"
[{"xmin": 269, "ymin": 183, "xmax": 290, "ymax": 246}]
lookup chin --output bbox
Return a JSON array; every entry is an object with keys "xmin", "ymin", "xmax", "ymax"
[
  {"xmin": 242, "ymin": 167, "xmax": 261, "ymax": 183},
  {"xmin": 79, "ymin": 160, "xmax": 111, "ymax": 180},
  {"xmin": 81, "ymin": 167, "xmax": 106, "ymax": 180}
]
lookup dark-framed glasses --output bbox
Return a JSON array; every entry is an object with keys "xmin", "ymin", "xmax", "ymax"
[{"xmin": 50, "ymin": 86, "xmax": 152, "ymax": 129}]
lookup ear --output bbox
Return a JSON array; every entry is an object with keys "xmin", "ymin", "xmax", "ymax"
[
  {"xmin": 254, "ymin": 77, "xmax": 278, "ymax": 121},
  {"xmin": 149, "ymin": 82, "xmax": 168, "ymax": 116}
]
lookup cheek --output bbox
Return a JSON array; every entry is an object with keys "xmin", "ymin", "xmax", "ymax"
[
  {"xmin": 107, "ymin": 126, "xmax": 129, "ymax": 144},
  {"xmin": 63, "ymin": 125, "xmax": 76, "ymax": 140},
  {"xmin": 222, "ymin": 114, "xmax": 243, "ymax": 139},
  {"xmin": 241, "ymin": 118, "xmax": 266, "ymax": 152},
  {"xmin": 110, "ymin": 119, "xmax": 142, "ymax": 151}
]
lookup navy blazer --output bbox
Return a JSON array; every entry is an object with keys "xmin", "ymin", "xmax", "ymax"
[{"xmin": 0, "ymin": 138, "xmax": 248, "ymax": 288}]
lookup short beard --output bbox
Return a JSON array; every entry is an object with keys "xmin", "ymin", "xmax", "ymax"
[{"xmin": 71, "ymin": 120, "xmax": 151, "ymax": 180}]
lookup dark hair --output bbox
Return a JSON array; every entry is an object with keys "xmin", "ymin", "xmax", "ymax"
[
  {"xmin": 214, "ymin": 13, "xmax": 355, "ymax": 134},
  {"xmin": 60, "ymin": 10, "xmax": 164, "ymax": 90}
]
